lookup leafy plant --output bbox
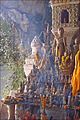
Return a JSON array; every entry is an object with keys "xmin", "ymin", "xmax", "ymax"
[{"xmin": 0, "ymin": 19, "xmax": 25, "ymax": 96}]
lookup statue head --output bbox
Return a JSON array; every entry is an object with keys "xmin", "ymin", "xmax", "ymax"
[
  {"xmin": 58, "ymin": 27, "xmax": 64, "ymax": 36},
  {"xmin": 31, "ymin": 36, "xmax": 42, "ymax": 55}
]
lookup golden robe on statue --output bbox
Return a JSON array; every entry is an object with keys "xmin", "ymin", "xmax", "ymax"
[{"xmin": 71, "ymin": 50, "xmax": 80, "ymax": 96}]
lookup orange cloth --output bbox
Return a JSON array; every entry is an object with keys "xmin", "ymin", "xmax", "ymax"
[
  {"xmin": 34, "ymin": 53, "xmax": 40, "ymax": 62},
  {"xmin": 40, "ymin": 96, "xmax": 46, "ymax": 109},
  {"xmin": 71, "ymin": 50, "xmax": 80, "ymax": 96}
]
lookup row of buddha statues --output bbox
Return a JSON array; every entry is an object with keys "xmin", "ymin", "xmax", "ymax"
[{"xmin": 52, "ymin": 24, "xmax": 80, "ymax": 97}]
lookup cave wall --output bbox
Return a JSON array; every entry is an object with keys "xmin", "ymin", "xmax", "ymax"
[{"xmin": 0, "ymin": 0, "xmax": 48, "ymax": 49}]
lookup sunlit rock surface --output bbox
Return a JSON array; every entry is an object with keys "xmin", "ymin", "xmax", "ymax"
[{"xmin": 0, "ymin": 0, "xmax": 46, "ymax": 49}]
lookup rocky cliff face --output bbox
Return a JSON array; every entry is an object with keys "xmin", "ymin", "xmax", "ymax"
[{"xmin": 0, "ymin": 0, "xmax": 47, "ymax": 49}]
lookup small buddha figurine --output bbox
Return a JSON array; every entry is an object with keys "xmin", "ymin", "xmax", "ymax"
[{"xmin": 60, "ymin": 51, "xmax": 69, "ymax": 70}]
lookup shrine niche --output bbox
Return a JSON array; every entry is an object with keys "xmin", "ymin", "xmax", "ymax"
[{"xmin": 61, "ymin": 9, "xmax": 69, "ymax": 24}]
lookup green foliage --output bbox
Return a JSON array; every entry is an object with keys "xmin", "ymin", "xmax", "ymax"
[
  {"xmin": 0, "ymin": 19, "xmax": 25, "ymax": 96},
  {"xmin": 3, "ymin": 84, "xmax": 12, "ymax": 98},
  {"xmin": 11, "ymin": 60, "xmax": 25, "ymax": 90}
]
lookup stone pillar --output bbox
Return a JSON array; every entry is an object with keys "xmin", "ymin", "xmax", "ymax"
[{"xmin": 9, "ymin": 104, "xmax": 15, "ymax": 120}]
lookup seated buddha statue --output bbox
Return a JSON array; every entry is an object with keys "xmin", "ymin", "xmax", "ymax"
[
  {"xmin": 60, "ymin": 51, "xmax": 73, "ymax": 83},
  {"xmin": 60, "ymin": 51, "xmax": 69, "ymax": 71}
]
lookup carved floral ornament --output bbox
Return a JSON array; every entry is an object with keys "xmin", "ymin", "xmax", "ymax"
[
  {"xmin": 51, "ymin": 0, "xmax": 79, "ymax": 4},
  {"xmin": 51, "ymin": 0, "xmax": 67, "ymax": 4},
  {"xmin": 52, "ymin": 0, "xmax": 67, "ymax": 3}
]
